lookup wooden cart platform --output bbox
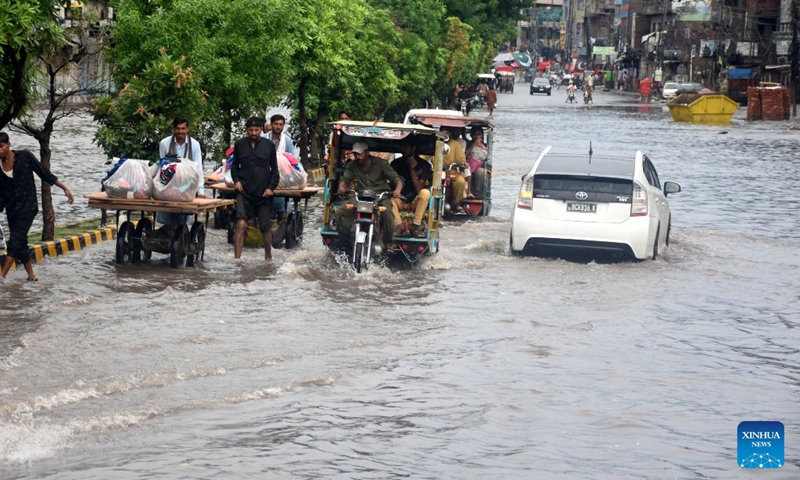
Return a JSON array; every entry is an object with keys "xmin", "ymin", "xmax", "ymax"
[
  {"xmin": 206, "ymin": 184, "xmax": 321, "ymax": 249},
  {"xmin": 85, "ymin": 193, "xmax": 235, "ymax": 268}
]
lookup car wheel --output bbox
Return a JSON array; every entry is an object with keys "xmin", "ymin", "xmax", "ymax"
[
  {"xmin": 665, "ymin": 219, "xmax": 672, "ymax": 246},
  {"xmin": 547, "ymin": 92, "xmax": 551, "ymax": 96},
  {"xmin": 652, "ymin": 226, "xmax": 660, "ymax": 260}
]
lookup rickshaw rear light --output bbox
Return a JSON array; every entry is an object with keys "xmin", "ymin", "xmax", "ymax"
[
  {"xmin": 378, "ymin": 206, "xmax": 387, "ymax": 213},
  {"xmin": 517, "ymin": 178, "xmax": 534, "ymax": 210},
  {"xmin": 345, "ymin": 204, "xmax": 355, "ymax": 210}
]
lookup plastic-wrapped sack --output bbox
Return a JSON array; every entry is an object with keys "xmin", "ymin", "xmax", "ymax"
[
  {"xmin": 223, "ymin": 147, "xmax": 236, "ymax": 187},
  {"xmin": 152, "ymin": 159, "xmax": 201, "ymax": 202},
  {"xmin": 277, "ymin": 152, "xmax": 307, "ymax": 190},
  {"xmin": 103, "ymin": 159, "xmax": 153, "ymax": 199}
]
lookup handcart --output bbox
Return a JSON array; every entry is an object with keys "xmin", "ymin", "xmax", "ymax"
[
  {"xmin": 86, "ymin": 192, "xmax": 235, "ymax": 268},
  {"xmin": 207, "ymin": 183, "xmax": 321, "ymax": 249}
]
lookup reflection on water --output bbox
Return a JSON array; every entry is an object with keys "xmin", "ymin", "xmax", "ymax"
[{"xmin": 1, "ymin": 92, "xmax": 800, "ymax": 479}]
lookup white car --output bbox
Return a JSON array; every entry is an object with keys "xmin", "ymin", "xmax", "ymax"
[
  {"xmin": 510, "ymin": 147, "xmax": 682, "ymax": 260},
  {"xmin": 662, "ymin": 82, "xmax": 681, "ymax": 100}
]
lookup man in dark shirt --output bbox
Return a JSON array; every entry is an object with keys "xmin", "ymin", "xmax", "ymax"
[
  {"xmin": 230, "ymin": 117, "xmax": 280, "ymax": 261},
  {"xmin": 392, "ymin": 144, "xmax": 432, "ymax": 237},
  {"xmin": 0, "ymin": 133, "xmax": 74, "ymax": 281}
]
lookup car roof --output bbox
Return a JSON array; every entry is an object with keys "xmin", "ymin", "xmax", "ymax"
[{"xmin": 533, "ymin": 149, "xmax": 637, "ymax": 180}]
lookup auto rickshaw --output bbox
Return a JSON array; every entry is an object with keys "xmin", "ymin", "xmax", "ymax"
[
  {"xmin": 321, "ymin": 121, "xmax": 446, "ymax": 270},
  {"xmin": 498, "ymin": 71, "xmax": 515, "ymax": 93},
  {"xmin": 404, "ymin": 112, "xmax": 495, "ymax": 217}
]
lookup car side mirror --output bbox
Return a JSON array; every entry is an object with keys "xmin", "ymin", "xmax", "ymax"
[{"xmin": 663, "ymin": 181, "xmax": 681, "ymax": 197}]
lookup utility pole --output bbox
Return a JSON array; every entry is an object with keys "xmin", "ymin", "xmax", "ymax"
[
  {"xmin": 792, "ymin": 0, "xmax": 798, "ymax": 117},
  {"xmin": 657, "ymin": 0, "xmax": 668, "ymax": 83}
]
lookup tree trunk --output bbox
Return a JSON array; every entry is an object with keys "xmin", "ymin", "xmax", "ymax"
[
  {"xmin": 297, "ymin": 77, "xmax": 309, "ymax": 168},
  {"xmin": 309, "ymin": 116, "xmax": 325, "ymax": 168},
  {"xmin": 38, "ymin": 129, "xmax": 55, "ymax": 242}
]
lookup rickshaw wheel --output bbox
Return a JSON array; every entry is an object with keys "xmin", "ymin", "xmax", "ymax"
[
  {"xmin": 133, "ymin": 217, "xmax": 153, "ymax": 263},
  {"xmin": 170, "ymin": 225, "xmax": 187, "ymax": 268},
  {"xmin": 115, "ymin": 221, "xmax": 134, "ymax": 264},
  {"xmin": 186, "ymin": 222, "xmax": 205, "ymax": 267}
]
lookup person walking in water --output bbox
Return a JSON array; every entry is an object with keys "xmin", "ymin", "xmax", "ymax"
[{"xmin": 0, "ymin": 132, "xmax": 74, "ymax": 281}]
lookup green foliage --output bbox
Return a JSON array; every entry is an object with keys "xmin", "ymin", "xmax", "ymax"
[
  {"xmin": 0, "ymin": 0, "xmax": 64, "ymax": 128},
  {"xmin": 108, "ymin": 0, "xmax": 299, "ymax": 158},
  {"xmin": 92, "ymin": 49, "xmax": 209, "ymax": 160}
]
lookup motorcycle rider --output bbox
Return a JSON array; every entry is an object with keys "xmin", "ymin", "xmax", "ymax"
[
  {"xmin": 566, "ymin": 81, "xmax": 577, "ymax": 103},
  {"xmin": 336, "ymin": 141, "xmax": 403, "ymax": 248},
  {"xmin": 583, "ymin": 80, "xmax": 593, "ymax": 104}
]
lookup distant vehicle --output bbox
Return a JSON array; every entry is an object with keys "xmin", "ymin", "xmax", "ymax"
[
  {"xmin": 561, "ymin": 72, "xmax": 574, "ymax": 85},
  {"xmin": 510, "ymin": 147, "xmax": 682, "ymax": 260},
  {"xmin": 530, "ymin": 77, "xmax": 552, "ymax": 96},
  {"xmin": 677, "ymin": 83, "xmax": 704, "ymax": 95},
  {"xmin": 662, "ymin": 82, "xmax": 681, "ymax": 100}
]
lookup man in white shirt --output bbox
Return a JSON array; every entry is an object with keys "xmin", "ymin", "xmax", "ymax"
[
  {"xmin": 156, "ymin": 116, "xmax": 204, "ymax": 228},
  {"xmin": 266, "ymin": 114, "xmax": 295, "ymax": 228},
  {"xmin": 159, "ymin": 116, "xmax": 205, "ymax": 198}
]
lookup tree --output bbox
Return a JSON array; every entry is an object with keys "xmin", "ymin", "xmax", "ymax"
[
  {"xmin": 108, "ymin": 0, "xmax": 299, "ymax": 160},
  {"xmin": 92, "ymin": 48, "xmax": 209, "ymax": 160},
  {"xmin": 10, "ymin": 7, "xmax": 111, "ymax": 241},
  {"xmin": 0, "ymin": 0, "xmax": 63, "ymax": 130}
]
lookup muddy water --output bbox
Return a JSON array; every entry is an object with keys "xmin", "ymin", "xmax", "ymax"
[{"xmin": 1, "ymin": 93, "xmax": 799, "ymax": 479}]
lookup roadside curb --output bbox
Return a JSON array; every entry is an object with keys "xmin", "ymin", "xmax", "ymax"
[
  {"xmin": 307, "ymin": 167, "xmax": 325, "ymax": 183},
  {"xmin": 0, "ymin": 226, "xmax": 116, "ymax": 269}
]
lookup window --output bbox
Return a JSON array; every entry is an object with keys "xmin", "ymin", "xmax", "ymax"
[{"xmin": 643, "ymin": 157, "xmax": 662, "ymax": 190}]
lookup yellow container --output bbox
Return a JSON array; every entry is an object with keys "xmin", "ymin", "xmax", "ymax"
[{"xmin": 667, "ymin": 94, "xmax": 739, "ymax": 125}]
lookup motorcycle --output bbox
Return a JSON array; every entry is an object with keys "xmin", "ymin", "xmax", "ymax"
[
  {"xmin": 566, "ymin": 90, "xmax": 577, "ymax": 104},
  {"xmin": 342, "ymin": 189, "xmax": 392, "ymax": 273},
  {"xmin": 583, "ymin": 90, "xmax": 593, "ymax": 104}
]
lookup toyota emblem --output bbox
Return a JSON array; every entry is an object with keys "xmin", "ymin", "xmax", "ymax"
[{"xmin": 575, "ymin": 191, "xmax": 588, "ymax": 200}]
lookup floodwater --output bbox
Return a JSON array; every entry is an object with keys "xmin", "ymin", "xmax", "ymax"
[{"xmin": 1, "ymin": 89, "xmax": 799, "ymax": 479}]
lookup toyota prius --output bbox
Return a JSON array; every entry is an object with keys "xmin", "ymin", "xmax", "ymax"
[{"xmin": 510, "ymin": 147, "xmax": 682, "ymax": 260}]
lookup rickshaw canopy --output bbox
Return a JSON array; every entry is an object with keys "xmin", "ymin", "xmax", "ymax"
[
  {"xmin": 404, "ymin": 114, "xmax": 494, "ymax": 131},
  {"xmin": 328, "ymin": 121, "xmax": 442, "ymax": 156}
]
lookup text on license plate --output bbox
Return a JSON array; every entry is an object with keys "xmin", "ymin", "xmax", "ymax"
[{"xmin": 566, "ymin": 202, "xmax": 597, "ymax": 213}]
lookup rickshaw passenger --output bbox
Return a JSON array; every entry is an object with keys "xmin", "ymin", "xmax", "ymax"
[
  {"xmin": 466, "ymin": 126, "xmax": 488, "ymax": 194},
  {"xmin": 392, "ymin": 144, "xmax": 431, "ymax": 238},
  {"xmin": 442, "ymin": 127, "xmax": 469, "ymax": 213},
  {"xmin": 336, "ymin": 142, "xmax": 403, "ymax": 247}
]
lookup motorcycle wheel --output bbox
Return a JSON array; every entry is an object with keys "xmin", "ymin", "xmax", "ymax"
[{"xmin": 354, "ymin": 242, "xmax": 364, "ymax": 274}]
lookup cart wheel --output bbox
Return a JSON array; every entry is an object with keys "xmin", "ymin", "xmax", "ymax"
[
  {"xmin": 295, "ymin": 210, "xmax": 304, "ymax": 238},
  {"xmin": 227, "ymin": 216, "xmax": 235, "ymax": 244},
  {"xmin": 133, "ymin": 217, "xmax": 153, "ymax": 263},
  {"xmin": 284, "ymin": 214, "xmax": 296, "ymax": 249},
  {"xmin": 186, "ymin": 222, "xmax": 205, "ymax": 267},
  {"xmin": 169, "ymin": 225, "xmax": 187, "ymax": 268},
  {"xmin": 115, "ymin": 221, "xmax": 135, "ymax": 264}
]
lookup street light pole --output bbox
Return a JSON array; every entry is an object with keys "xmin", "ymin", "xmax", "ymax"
[{"xmin": 657, "ymin": 0, "xmax": 668, "ymax": 82}]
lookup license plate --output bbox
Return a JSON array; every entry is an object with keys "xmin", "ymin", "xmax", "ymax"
[{"xmin": 566, "ymin": 202, "xmax": 597, "ymax": 213}]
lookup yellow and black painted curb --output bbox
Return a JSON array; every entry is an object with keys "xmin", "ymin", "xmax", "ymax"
[
  {"xmin": 1, "ymin": 226, "xmax": 116, "ymax": 269},
  {"xmin": 307, "ymin": 167, "xmax": 325, "ymax": 183}
]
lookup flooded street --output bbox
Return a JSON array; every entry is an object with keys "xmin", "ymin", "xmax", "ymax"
[{"xmin": 1, "ymin": 89, "xmax": 799, "ymax": 479}]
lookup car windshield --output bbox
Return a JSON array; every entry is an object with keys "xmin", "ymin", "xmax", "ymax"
[
  {"xmin": 533, "ymin": 78, "xmax": 549, "ymax": 85},
  {"xmin": 679, "ymin": 83, "xmax": 698, "ymax": 91},
  {"xmin": 664, "ymin": 83, "xmax": 680, "ymax": 90}
]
